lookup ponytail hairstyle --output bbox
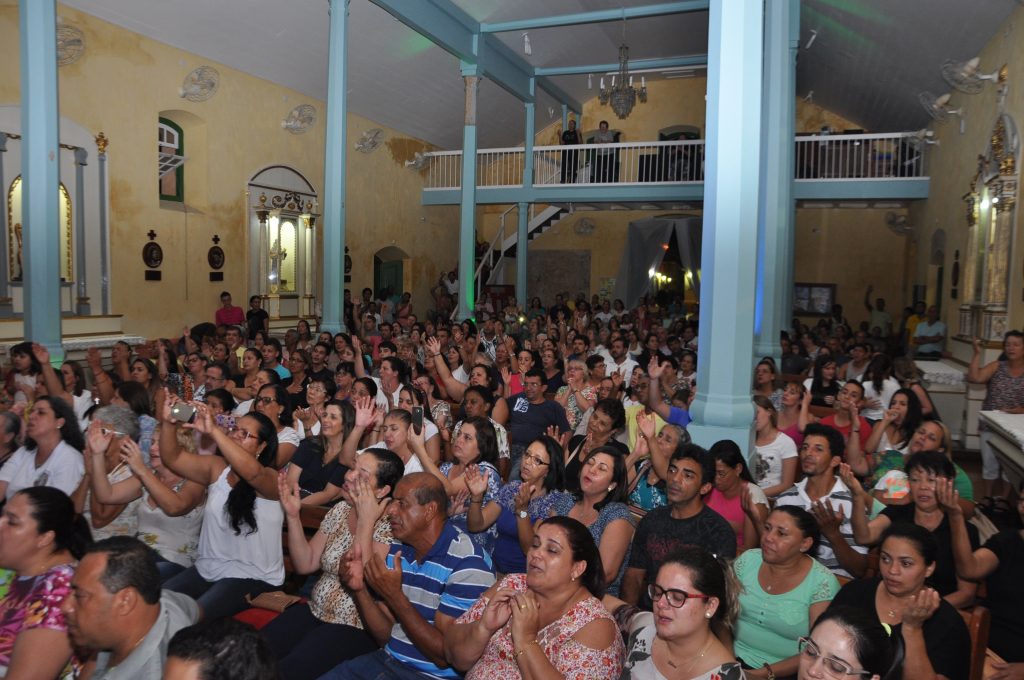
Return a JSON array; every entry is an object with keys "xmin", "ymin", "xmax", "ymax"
[
  {"xmin": 17, "ymin": 486, "xmax": 92, "ymax": 560},
  {"xmin": 658, "ymin": 546, "xmax": 741, "ymax": 633},
  {"xmin": 225, "ymin": 412, "xmax": 278, "ymax": 535}
]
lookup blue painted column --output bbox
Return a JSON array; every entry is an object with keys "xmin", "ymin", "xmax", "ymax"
[
  {"xmin": 0, "ymin": 133, "xmax": 11, "ymax": 316},
  {"xmin": 456, "ymin": 66, "xmax": 479, "ymax": 321},
  {"xmin": 516, "ymin": 89, "xmax": 535, "ymax": 309},
  {"xmin": 516, "ymin": 202, "xmax": 529, "ymax": 308},
  {"xmin": 687, "ymin": 0, "xmax": 764, "ymax": 449},
  {"xmin": 320, "ymin": 0, "xmax": 349, "ymax": 333},
  {"xmin": 73, "ymin": 148, "xmax": 90, "ymax": 316},
  {"xmin": 753, "ymin": 0, "xmax": 799, "ymax": 365},
  {"xmin": 95, "ymin": 133, "xmax": 110, "ymax": 315},
  {"xmin": 19, "ymin": 0, "xmax": 62, "ymax": 359}
]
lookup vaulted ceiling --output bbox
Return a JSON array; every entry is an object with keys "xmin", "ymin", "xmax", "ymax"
[{"xmin": 60, "ymin": 0, "xmax": 1016, "ymax": 148}]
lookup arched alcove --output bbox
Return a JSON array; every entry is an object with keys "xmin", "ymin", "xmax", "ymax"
[{"xmin": 374, "ymin": 245, "xmax": 409, "ymax": 298}]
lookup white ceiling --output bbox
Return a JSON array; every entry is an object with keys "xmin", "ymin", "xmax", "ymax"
[{"xmin": 60, "ymin": 0, "xmax": 1015, "ymax": 148}]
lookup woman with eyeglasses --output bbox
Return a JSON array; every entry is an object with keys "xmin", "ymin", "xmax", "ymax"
[
  {"xmin": 287, "ymin": 400, "xmax": 360, "ymax": 507},
  {"xmin": 828, "ymin": 523, "xmax": 969, "ymax": 680},
  {"xmin": 732, "ymin": 506, "xmax": 840, "ymax": 679},
  {"xmin": 796, "ymin": 606, "xmax": 903, "ymax": 680},
  {"xmin": 159, "ymin": 392, "xmax": 284, "ymax": 620},
  {"xmin": 467, "ymin": 435, "xmax": 574, "ymax": 575},
  {"xmin": 607, "ymin": 546, "xmax": 742, "ymax": 680},
  {"xmin": 79, "ymin": 405, "xmax": 144, "ymax": 541},
  {"xmin": 294, "ymin": 377, "xmax": 332, "ymax": 439},
  {"xmin": 444, "ymin": 516, "xmax": 623, "ymax": 679},
  {"xmin": 88, "ymin": 417, "xmax": 206, "ymax": 581},
  {"xmin": 253, "ymin": 384, "xmax": 300, "ymax": 467}
]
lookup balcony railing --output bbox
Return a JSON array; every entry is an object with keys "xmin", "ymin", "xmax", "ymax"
[{"xmin": 423, "ymin": 132, "xmax": 928, "ymax": 191}]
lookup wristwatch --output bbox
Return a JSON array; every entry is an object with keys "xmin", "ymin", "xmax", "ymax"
[{"xmin": 518, "ymin": 510, "xmax": 529, "ymax": 519}]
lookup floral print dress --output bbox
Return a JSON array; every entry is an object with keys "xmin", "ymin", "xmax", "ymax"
[{"xmin": 459, "ymin": 573, "xmax": 624, "ymax": 680}]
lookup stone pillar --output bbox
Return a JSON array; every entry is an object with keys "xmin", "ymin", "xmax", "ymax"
[
  {"xmin": 19, "ymin": 0, "xmax": 63, "ymax": 360},
  {"xmin": 687, "ymin": 0, "xmax": 765, "ymax": 448},
  {"xmin": 457, "ymin": 69, "xmax": 479, "ymax": 321},
  {"xmin": 73, "ymin": 147, "xmax": 90, "ymax": 315},
  {"xmin": 320, "ymin": 0, "xmax": 349, "ymax": 333},
  {"xmin": 753, "ymin": 0, "xmax": 799, "ymax": 364}
]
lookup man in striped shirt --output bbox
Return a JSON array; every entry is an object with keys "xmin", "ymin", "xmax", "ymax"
[
  {"xmin": 324, "ymin": 473, "xmax": 495, "ymax": 679},
  {"xmin": 774, "ymin": 423, "xmax": 882, "ymax": 579}
]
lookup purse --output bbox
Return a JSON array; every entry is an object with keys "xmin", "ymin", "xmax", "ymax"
[{"xmin": 245, "ymin": 591, "xmax": 302, "ymax": 613}]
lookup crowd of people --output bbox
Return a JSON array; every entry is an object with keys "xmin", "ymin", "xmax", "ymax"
[{"xmin": 0, "ymin": 286, "xmax": 1019, "ymax": 680}]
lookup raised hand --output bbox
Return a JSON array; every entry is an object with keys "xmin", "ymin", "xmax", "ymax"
[
  {"xmin": 900, "ymin": 587, "xmax": 939, "ymax": 629},
  {"xmin": 350, "ymin": 474, "xmax": 389, "ymax": 524},
  {"xmin": 509, "ymin": 590, "xmax": 541, "ymax": 645},
  {"xmin": 480, "ymin": 589, "xmax": 515, "ymax": 634},
  {"xmin": 339, "ymin": 544, "xmax": 365, "ymax": 592},
  {"xmin": 972, "ymin": 337, "xmax": 982, "ymax": 354},
  {"xmin": 838, "ymin": 462, "xmax": 865, "ymax": 498},
  {"xmin": 636, "ymin": 411, "xmax": 657, "ymax": 442},
  {"xmin": 86, "ymin": 421, "xmax": 112, "ymax": 458},
  {"xmin": 364, "ymin": 550, "xmax": 405, "ymax": 604},
  {"xmin": 647, "ymin": 356, "xmax": 664, "ymax": 379},
  {"xmin": 464, "ymin": 464, "xmax": 489, "ymax": 499},
  {"xmin": 425, "ymin": 335, "xmax": 442, "ymax": 358},
  {"xmin": 277, "ymin": 470, "xmax": 301, "ymax": 519},
  {"xmin": 448, "ymin": 487, "xmax": 470, "ymax": 517},
  {"xmin": 30, "ymin": 343, "xmax": 50, "ymax": 366},
  {"xmin": 514, "ymin": 483, "xmax": 533, "ymax": 514},
  {"xmin": 935, "ymin": 477, "xmax": 962, "ymax": 516},
  {"xmin": 119, "ymin": 437, "xmax": 147, "ymax": 474},
  {"xmin": 811, "ymin": 499, "xmax": 845, "ymax": 537},
  {"xmin": 86, "ymin": 347, "xmax": 103, "ymax": 371}
]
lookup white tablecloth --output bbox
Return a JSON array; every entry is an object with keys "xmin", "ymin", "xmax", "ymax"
[
  {"xmin": 915, "ymin": 359, "xmax": 966, "ymax": 386},
  {"xmin": 980, "ymin": 410, "xmax": 1024, "ymax": 448}
]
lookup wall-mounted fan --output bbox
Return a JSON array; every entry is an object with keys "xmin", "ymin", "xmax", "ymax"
[
  {"xmin": 179, "ymin": 66, "xmax": 220, "ymax": 102},
  {"xmin": 907, "ymin": 128, "xmax": 938, "ymax": 148},
  {"xmin": 56, "ymin": 24, "xmax": 85, "ymax": 66},
  {"xmin": 918, "ymin": 92, "xmax": 962, "ymax": 121},
  {"xmin": 941, "ymin": 57, "xmax": 998, "ymax": 95},
  {"xmin": 354, "ymin": 128, "xmax": 384, "ymax": 153},
  {"xmin": 573, "ymin": 217, "xmax": 596, "ymax": 235},
  {"xmin": 886, "ymin": 212, "xmax": 912, "ymax": 235},
  {"xmin": 405, "ymin": 152, "xmax": 429, "ymax": 170},
  {"xmin": 281, "ymin": 105, "xmax": 316, "ymax": 134}
]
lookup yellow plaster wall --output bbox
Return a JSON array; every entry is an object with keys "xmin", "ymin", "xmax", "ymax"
[
  {"xmin": 794, "ymin": 208, "xmax": 911, "ymax": 327},
  {"xmin": 908, "ymin": 7, "xmax": 1024, "ymax": 335},
  {"xmin": 0, "ymin": 3, "xmax": 456, "ymax": 338}
]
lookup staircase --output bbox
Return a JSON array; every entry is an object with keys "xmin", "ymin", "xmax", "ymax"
[{"xmin": 474, "ymin": 205, "xmax": 566, "ymax": 298}]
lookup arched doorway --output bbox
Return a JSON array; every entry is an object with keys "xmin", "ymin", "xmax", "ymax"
[{"xmin": 373, "ymin": 246, "xmax": 409, "ymax": 300}]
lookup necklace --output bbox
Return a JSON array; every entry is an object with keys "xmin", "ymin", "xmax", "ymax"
[{"xmin": 665, "ymin": 632, "xmax": 714, "ymax": 677}]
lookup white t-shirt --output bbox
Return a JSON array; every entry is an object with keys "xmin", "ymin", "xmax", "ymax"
[
  {"xmin": 452, "ymin": 365, "xmax": 470, "ymax": 384},
  {"xmin": 277, "ymin": 426, "xmax": 301, "ymax": 449},
  {"xmin": 0, "ymin": 441, "xmax": 86, "ymax": 500},
  {"xmin": 749, "ymin": 431, "xmax": 798, "ymax": 496},
  {"xmin": 607, "ymin": 357, "xmax": 638, "ymax": 380},
  {"xmin": 860, "ymin": 377, "xmax": 900, "ymax": 421},
  {"xmin": 73, "ymin": 390, "xmax": 94, "ymax": 431}
]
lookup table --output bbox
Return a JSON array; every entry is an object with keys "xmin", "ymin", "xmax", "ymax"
[{"xmin": 978, "ymin": 410, "xmax": 1024, "ymax": 489}]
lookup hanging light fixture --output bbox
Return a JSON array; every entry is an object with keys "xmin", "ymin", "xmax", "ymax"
[{"xmin": 599, "ymin": 17, "xmax": 648, "ymax": 119}]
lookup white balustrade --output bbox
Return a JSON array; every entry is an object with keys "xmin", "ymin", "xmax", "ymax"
[
  {"xmin": 424, "ymin": 132, "xmax": 927, "ymax": 190},
  {"xmin": 794, "ymin": 132, "xmax": 927, "ymax": 180}
]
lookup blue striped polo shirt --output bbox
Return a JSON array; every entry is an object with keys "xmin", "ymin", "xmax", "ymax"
[{"xmin": 384, "ymin": 521, "xmax": 495, "ymax": 678}]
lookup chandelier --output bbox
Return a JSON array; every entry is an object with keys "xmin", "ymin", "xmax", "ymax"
[{"xmin": 598, "ymin": 21, "xmax": 647, "ymax": 119}]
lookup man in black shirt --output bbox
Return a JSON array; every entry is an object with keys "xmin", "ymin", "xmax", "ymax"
[
  {"xmin": 620, "ymin": 443, "xmax": 737, "ymax": 608},
  {"xmin": 507, "ymin": 369, "xmax": 570, "ymax": 475}
]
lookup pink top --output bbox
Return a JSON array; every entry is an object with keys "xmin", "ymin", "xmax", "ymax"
[
  {"xmin": 459, "ymin": 573, "xmax": 623, "ymax": 680},
  {"xmin": 706, "ymin": 488, "xmax": 746, "ymax": 549},
  {"xmin": 0, "ymin": 564, "xmax": 74, "ymax": 673},
  {"xmin": 215, "ymin": 305, "xmax": 245, "ymax": 326},
  {"xmin": 780, "ymin": 422, "xmax": 804, "ymax": 449}
]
